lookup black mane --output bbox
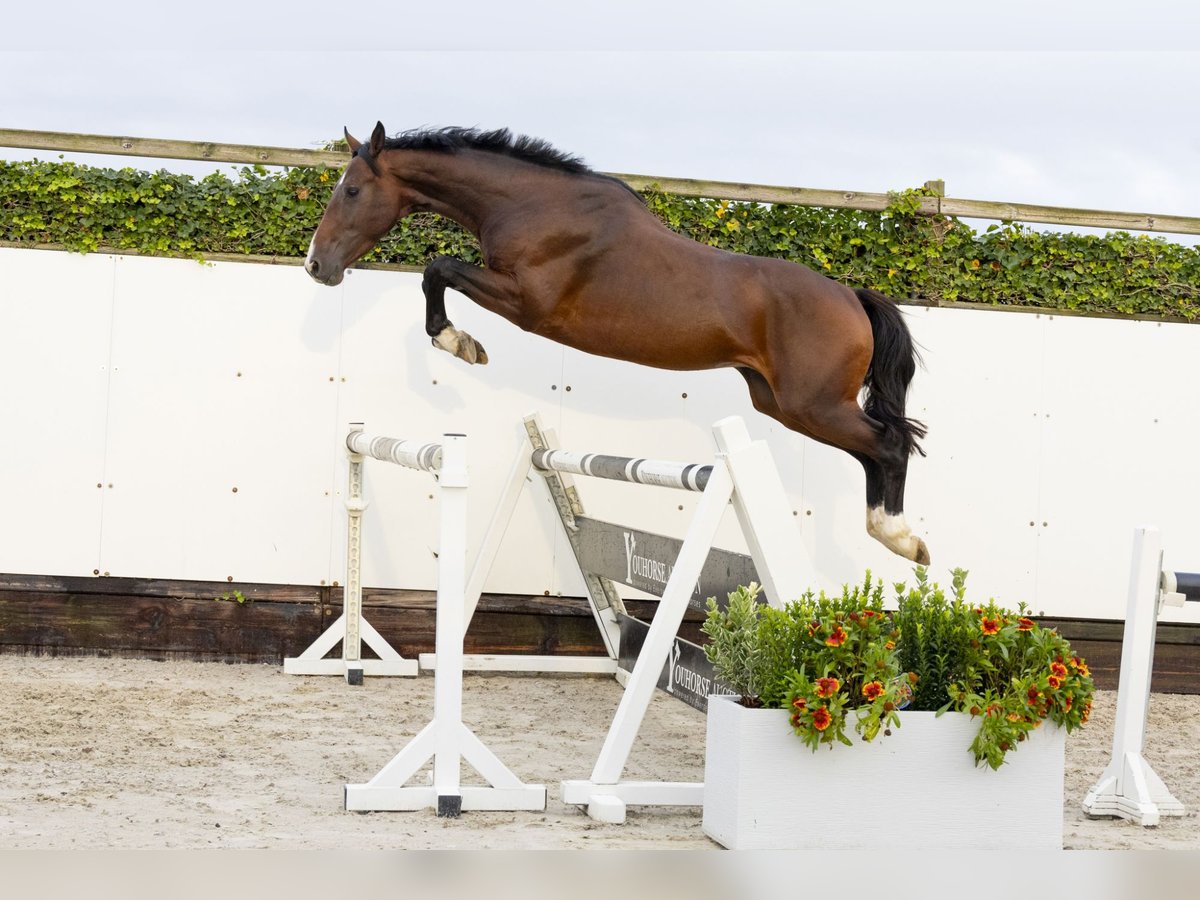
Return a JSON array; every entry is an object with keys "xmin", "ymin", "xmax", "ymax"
[{"xmin": 383, "ymin": 126, "xmax": 594, "ymax": 175}]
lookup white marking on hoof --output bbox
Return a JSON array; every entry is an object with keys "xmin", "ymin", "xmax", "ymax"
[
  {"xmin": 432, "ymin": 326, "xmax": 488, "ymax": 365},
  {"xmin": 866, "ymin": 506, "xmax": 930, "ymax": 564}
]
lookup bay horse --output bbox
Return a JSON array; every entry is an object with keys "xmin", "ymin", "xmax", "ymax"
[{"xmin": 305, "ymin": 123, "xmax": 930, "ymax": 564}]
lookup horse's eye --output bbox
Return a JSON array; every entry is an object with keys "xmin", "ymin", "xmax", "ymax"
[{"xmin": 345, "ymin": 185, "xmax": 359, "ymax": 198}]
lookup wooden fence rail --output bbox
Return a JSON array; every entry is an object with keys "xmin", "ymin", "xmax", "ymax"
[{"xmin": 1, "ymin": 127, "xmax": 1198, "ymax": 237}]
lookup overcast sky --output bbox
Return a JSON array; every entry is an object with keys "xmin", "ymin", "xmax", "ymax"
[{"xmin": 1, "ymin": 2, "xmax": 1197, "ymax": 229}]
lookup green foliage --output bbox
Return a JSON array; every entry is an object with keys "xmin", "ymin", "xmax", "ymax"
[
  {"xmin": 642, "ymin": 185, "xmax": 1200, "ymax": 319},
  {"xmin": 775, "ymin": 574, "xmax": 908, "ymax": 751},
  {"xmin": 2, "ymin": 155, "xmax": 1197, "ymax": 319},
  {"xmin": 892, "ymin": 565, "xmax": 972, "ymax": 711},
  {"xmin": 704, "ymin": 569, "xmax": 1096, "ymax": 770},
  {"xmin": 701, "ymin": 583, "xmax": 769, "ymax": 706},
  {"xmin": 891, "ymin": 568, "xmax": 1095, "ymax": 770},
  {"xmin": 215, "ymin": 589, "xmax": 249, "ymax": 605}
]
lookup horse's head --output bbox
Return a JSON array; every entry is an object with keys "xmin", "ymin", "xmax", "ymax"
[{"xmin": 305, "ymin": 122, "xmax": 403, "ymax": 286}]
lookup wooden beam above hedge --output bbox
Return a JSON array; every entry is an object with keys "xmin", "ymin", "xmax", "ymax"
[{"xmin": 2, "ymin": 127, "xmax": 1198, "ymax": 236}]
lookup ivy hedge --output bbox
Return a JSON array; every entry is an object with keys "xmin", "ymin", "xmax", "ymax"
[{"xmin": 2, "ymin": 156, "xmax": 1198, "ymax": 320}]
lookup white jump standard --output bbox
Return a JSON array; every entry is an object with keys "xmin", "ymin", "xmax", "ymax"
[
  {"xmin": 338, "ymin": 426, "xmax": 545, "ymax": 816},
  {"xmin": 535, "ymin": 416, "xmax": 811, "ymax": 824},
  {"xmin": 283, "ymin": 425, "xmax": 423, "ymax": 684},
  {"xmin": 1082, "ymin": 525, "xmax": 1188, "ymax": 826}
]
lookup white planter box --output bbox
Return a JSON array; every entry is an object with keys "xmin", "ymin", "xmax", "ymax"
[{"xmin": 703, "ymin": 695, "xmax": 1065, "ymax": 850}]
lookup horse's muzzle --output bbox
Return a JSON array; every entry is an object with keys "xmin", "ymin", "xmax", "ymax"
[{"xmin": 305, "ymin": 257, "xmax": 344, "ymax": 286}]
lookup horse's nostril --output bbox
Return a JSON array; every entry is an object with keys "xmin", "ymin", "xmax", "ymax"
[{"xmin": 308, "ymin": 258, "xmax": 320, "ymax": 275}]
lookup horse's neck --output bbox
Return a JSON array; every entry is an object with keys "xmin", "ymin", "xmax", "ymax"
[{"xmin": 385, "ymin": 149, "xmax": 518, "ymax": 236}]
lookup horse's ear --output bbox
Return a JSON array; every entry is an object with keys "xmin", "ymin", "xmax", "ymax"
[
  {"xmin": 369, "ymin": 121, "xmax": 387, "ymax": 158},
  {"xmin": 343, "ymin": 127, "xmax": 361, "ymax": 154}
]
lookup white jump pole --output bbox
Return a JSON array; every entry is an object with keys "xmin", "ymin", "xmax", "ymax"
[{"xmin": 1082, "ymin": 525, "xmax": 1185, "ymax": 826}]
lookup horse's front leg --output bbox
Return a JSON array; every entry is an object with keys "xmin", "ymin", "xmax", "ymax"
[{"xmin": 422, "ymin": 257, "xmax": 491, "ymax": 365}]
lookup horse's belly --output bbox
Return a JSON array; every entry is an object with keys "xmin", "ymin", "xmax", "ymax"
[{"xmin": 536, "ymin": 315, "xmax": 735, "ymax": 372}]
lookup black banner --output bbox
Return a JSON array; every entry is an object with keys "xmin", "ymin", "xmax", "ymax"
[
  {"xmin": 617, "ymin": 614, "xmax": 739, "ymax": 714},
  {"xmin": 574, "ymin": 516, "xmax": 763, "ymax": 611}
]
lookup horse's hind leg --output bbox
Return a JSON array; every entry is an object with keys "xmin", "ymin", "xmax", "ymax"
[{"xmin": 738, "ymin": 368, "xmax": 929, "ymax": 564}]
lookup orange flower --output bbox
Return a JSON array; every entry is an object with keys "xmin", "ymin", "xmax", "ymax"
[
  {"xmin": 1047, "ymin": 675, "xmax": 1062, "ymax": 690},
  {"xmin": 1050, "ymin": 662, "xmax": 1068, "ymax": 678},
  {"xmin": 862, "ymin": 681, "xmax": 884, "ymax": 701},
  {"xmin": 790, "ymin": 713, "xmax": 802, "ymax": 728},
  {"xmin": 792, "ymin": 696, "xmax": 807, "ymax": 710},
  {"xmin": 980, "ymin": 617, "xmax": 1001, "ymax": 636},
  {"xmin": 1072, "ymin": 658, "xmax": 1091, "ymax": 677},
  {"xmin": 1026, "ymin": 686, "xmax": 1042, "ymax": 705},
  {"xmin": 1081, "ymin": 700, "xmax": 1093, "ymax": 724},
  {"xmin": 811, "ymin": 707, "xmax": 832, "ymax": 731},
  {"xmin": 1007, "ymin": 713, "xmax": 1022, "ymax": 722},
  {"xmin": 1064, "ymin": 695, "xmax": 1074, "ymax": 713},
  {"xmin": 1017, "ymin": 617, "xmax": 1035, "ymax": 631},
  {"xmin": 884, "ymin": 640, "xmax": 896, "ymax": 650},
  {"xmin": 815, "ymin": 677, "xmax": 840, "ymax": 698},
  {"xmin": 825, "ymin": 626, "xmax": 847, "ymax": 647}
]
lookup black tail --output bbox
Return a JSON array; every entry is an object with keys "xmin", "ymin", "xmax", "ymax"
[{"xmin": 855, "ymin": 288, "xmax": 926, "ymax": 457}]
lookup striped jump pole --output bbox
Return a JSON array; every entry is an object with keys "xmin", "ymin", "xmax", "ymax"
[
  {"xmin": 1082, "ymin": 525, "xmax": 1188, "ymax": 826},
  {"xmin": 530, "ymin": 448, "xmax": 712, "ymax": 493}
]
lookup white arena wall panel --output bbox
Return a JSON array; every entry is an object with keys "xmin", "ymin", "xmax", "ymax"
[
  {"xmin": 0, "ymin": 251, "xmax": 114, "ymax": 576},
  {"xmin": 1, "ymin": 247, "xmax": 1197, "ymax": 625}
]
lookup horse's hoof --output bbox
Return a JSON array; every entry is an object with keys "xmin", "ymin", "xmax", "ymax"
[
  {"xmin": 432, "ymin": 327, "xmax": 488, "ymax": 365},
  {"xmin": 455, "ymin": 334, "xmax": 487, "ymax": 365},
  {"xmin": 913, "ymin": 539, "xmax": 931, "ymax": 566}
]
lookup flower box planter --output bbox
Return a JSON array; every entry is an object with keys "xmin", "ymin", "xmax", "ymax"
[{"xmin": 703, "ymin": 695, "xmax": 1065, "ymax": 850}]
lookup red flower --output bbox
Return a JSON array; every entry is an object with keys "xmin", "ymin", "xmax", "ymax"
[
  {"xmin": 1047, "ymin": 675, "xmax": 1062, "ymax": 690},
  {"xmin": 1017, "ymin": 617, "xmax": 1035, "ymax": 631},
  {"xmin": 1081, "ymin": 700, "xmax": 1093, "ymax": 724},
  {"xmin": 811, "ymin": 707, "xmax": 832, "ymax": 731},
  {"xmin": 790, "ymin": 713, "xmax": 802, "ymax": 728},
  {"xmin": 861, "ymin": 681, "xmax": 884, "ymax": 701},
  {"xmin": 825, "ymin": 626, "xmax": 847, "ymax": 647},
  {"xmin": 980, "ymin": 617, "xmax": 1001, "ymax": 636},
  {"xmin": 815, "ymin": 677, "xmax": 840, "ymax": 698},
  {"xmin": 1050, "ymin": 662, "xmax": 1068, "ymax": 678},
  {"xmin": 862, "ymin": 609, "xmax": 877, "ymax": 619},
  {"xmin": 1026, "ymin": 686, "xmax": 1042, "ymax": 705},
  {"xmin": 884, "ymin": 640, "xmax": 896, "ymax": 650},
  {"xmin": 791, "ymin": 697, "xmax": 807, "ymax": 711}
]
